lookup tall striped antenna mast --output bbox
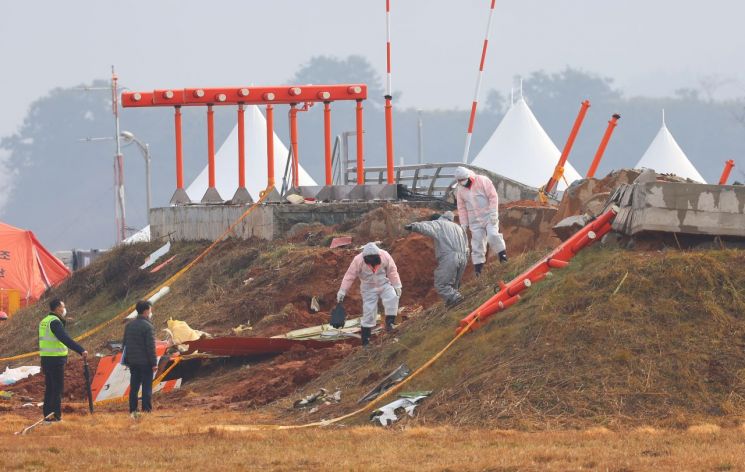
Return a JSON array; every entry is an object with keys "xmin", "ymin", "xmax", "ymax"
[
  {"xmin": 462, "ymin": 0, "xmax": 497, "ymax": 163},
  {"xmin": 383, "ymin": 0, "xmax": 395, "ymax": 182}
]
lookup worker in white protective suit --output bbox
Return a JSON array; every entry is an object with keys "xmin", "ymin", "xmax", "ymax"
[
  {"xmin": 337, "ymin": 243, "xmax": 402, "ymax": 346},
  {"xmin": 404, "ymin": 211, "xmax": 468, "ymax": 307},
  {"xmin": 454, "ymin": 166, "xmax": 508, "ymax": 275}
]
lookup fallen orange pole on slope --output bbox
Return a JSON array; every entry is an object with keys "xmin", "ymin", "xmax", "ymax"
[
  {"xmin": 586, "ymin": 113, "xmax": 621, "ymax": 178},
  {"xmin": 719, "ymin": 159, "xmax": 735, "ymax": 185},
  {"xmin": 544, "ymin": 99, "xmax": 591, "ymax": 196},
  {"xmin": 457, "ymin": 205, "xmax": 618, "ymax": 334}
]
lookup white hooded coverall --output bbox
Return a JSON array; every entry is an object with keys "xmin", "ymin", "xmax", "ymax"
[
  {"xmin": 409, "ymin": 213, "xmax": 468, "ymax": 303},
  {"xmin": 339, "ymin": 243, "xmax": 402, "ymax": 328},
  {"xmin": 454, "ymin": 167, "xmax": 506, "ymax": 265}
]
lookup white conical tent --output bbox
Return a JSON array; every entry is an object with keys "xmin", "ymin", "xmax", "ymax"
[
  {"xmin": 471, "ymin": 98, "xmax": 582, "ymax": 190},
  {"xmin": 635, "ymin": 115, "xmax": 706, "ymax": 183},
  {"xmin": 186, "ymin": 105, "xmax": 317, "ymax": 201}
]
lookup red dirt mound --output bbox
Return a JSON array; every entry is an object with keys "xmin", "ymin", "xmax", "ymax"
[
  {"xmin": 4, "ymin": 356, "xmax": 100, "ymax": 404},
  {"xmin": 175, "ymin": 343, "xmax": 355, "ymax": 409}
]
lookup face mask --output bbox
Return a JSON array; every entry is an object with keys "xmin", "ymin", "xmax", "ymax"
[
  {"xmin": 61, "ymin": 308, "xmax": 67, "ymax": 318},
  {"xmin": 148, "ymin": 312, "xmax": 154, "ymax": 320},
  {"xmin": 363, "ymin": 254, "xmax": 382, "ymax": 267}
]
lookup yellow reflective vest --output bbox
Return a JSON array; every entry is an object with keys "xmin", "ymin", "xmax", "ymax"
[{"xmin": 39, "ymin": 314, "xmax": 68, "ymax": 357}]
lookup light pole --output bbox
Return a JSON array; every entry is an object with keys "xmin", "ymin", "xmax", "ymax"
[
  {"xmin": 417, "ymin": 109, "xmax": 424, "ymax": 164},
  {"xmin": 120, "ymin": 131, "xmax": 152, "ymax": 222}
]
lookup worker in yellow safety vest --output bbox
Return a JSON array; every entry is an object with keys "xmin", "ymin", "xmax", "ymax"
[{"xmin": 39, "ymin": 299, "xmax": 87, "ymax": 423}]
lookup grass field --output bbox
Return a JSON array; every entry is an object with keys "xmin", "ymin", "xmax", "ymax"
[{"xmin": 3, "ymin": 410, "xmax": 745, "ymax": 471}]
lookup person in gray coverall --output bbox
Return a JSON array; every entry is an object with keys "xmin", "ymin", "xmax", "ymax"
[{"xmin": 404, "ymin": 211, "xmax": 468, "ymax": 307}]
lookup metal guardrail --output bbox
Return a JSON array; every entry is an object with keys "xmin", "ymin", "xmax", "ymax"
[
  {"xmin": 346, "ymin": 162, "xmax": 468, "ymax": 196},
  {"xmin": 345, "ymin": 162, "xmax": 540, "ymax": 201}
]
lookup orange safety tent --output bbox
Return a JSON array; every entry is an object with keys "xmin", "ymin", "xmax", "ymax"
[{"xmin": 0, "ymin": 221, "xmax": 70, "ymax": 302}]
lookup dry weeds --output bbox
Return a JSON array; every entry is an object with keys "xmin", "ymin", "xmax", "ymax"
[{"xmin": 2, "ymin": 410, "xmax": 745, "ymax": 471}]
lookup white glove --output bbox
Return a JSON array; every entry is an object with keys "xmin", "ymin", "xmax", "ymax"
[
  {"xmin": 394, "ymin": 287, "xmax": 402, "ymax": 298},
  {"xmin": 488, "ymin": 211, "xmax": 498, "ymax": 226},
  {"xmin": 461, "ymin": 224, "xmax": 469, "ymax": 233},
  {"xmin": 336, "ymin": 290, "xmax": 345, "ymax": 303}
]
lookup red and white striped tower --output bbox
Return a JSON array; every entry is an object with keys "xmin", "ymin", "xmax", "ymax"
[
  {"xmin": 384, "ymin": 0, "xmax": 395, "ymax": 183},
  {"xmin": 462, "ymin": 0, "xmax": 497, "ymax": 163}
]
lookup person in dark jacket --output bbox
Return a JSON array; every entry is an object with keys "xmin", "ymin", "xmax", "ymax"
[
  {"xmin": 122, "ymin": 300, "xmax": 157, "ymax": 417},
  {"xmin": 38, "ymin": 299, "xmax": 88, "ymax": 422}
]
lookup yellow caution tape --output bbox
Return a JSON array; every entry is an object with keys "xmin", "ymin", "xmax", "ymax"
[{"xmin": 0, "ymin": 187, "xmax": 273, "ymax": 363}]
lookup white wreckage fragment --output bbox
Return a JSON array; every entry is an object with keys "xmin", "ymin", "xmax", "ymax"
[
  {"xmin": 139, "ymin": 242, "xmax": 171, "ymax": 270},
  {"xmin": 370, "ymin": 395, "xmax": 428, "ymax": 426}
]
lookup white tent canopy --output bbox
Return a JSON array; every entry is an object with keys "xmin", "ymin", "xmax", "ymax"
[
  {"xmin": 186, "ymin": 105, "xmax": 317, "ymax": 202},
  {"xmin": 471, "ymin": 98, "xmax": 582, "ymax": 191},
  {"xmin": 635, "ymin": 112, "xmax": 706, "ymax": 183}
]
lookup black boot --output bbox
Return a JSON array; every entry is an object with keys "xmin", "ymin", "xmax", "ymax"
[
  {"xmin": 360, "ymin": 327, "xmax": 371, "ymax": 346},
  {"xmin": 474, "ymin": 263, "xmax": 484, "ymax": 276},
  {"xmin": 385, "ymin": 316, "xmax": 396, "ymax": 332},
  {"xmin": 499, "ymin": 251, "xmax": 508, "ymax": 264}
]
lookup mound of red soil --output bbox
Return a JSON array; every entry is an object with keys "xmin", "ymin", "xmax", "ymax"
[{"xmin": 4, "ymin": 356, "xmax": 100, "ymax": 404}]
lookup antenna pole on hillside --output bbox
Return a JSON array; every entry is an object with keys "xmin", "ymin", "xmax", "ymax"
[
  {"xmin": 76, "ymin": 68, "xmax": 127, "ymax": 245},
  {"xmin": 111, "ymin": 66, "xmax": 126, "ymax": 244},
  {"xmin": 384, "ymin": 0, "xmax": 395, "ymax": 182},
  {"xmin": 417, "ymin": 109, "xmax": 424, "ymax": 164},
  {"xmin": 462, "ymin": 0, "xmax": 497, "ymax": 164}
]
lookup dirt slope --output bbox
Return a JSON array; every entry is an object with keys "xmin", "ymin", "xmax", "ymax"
[{"xmin": 272, "ymin": 248, "xmax": 745, "ymax": 430}]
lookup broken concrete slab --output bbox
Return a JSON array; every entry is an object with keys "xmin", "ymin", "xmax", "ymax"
[
  {"xmin": 611, "ymin": 182, "xmax": 745, "ymax": 238},
  {"xmin": 553, "ymin": 215, "xmax": 591, "ymax": 241}
]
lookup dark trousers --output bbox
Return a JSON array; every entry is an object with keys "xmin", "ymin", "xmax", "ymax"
[
  {"xmin": 128, "ymin": 364, "xmax": 153, "ymax": 413},
  {"xmin": 41, "ymin": 356, "xmax": 66, "ymax": 420}
]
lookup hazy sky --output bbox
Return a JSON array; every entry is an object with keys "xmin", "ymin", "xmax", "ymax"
[{"xmin": 2, "ymin": 0, "xmax": 744, "ymax": 140}]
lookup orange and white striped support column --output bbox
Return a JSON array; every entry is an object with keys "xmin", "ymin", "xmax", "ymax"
[
  {"xmin": 323, "ymin": 102, "xmax": 333, "ymax": 186},
  {"xmin": 266, "ymin": 104, "xmax": 275, "ymax": 189},
  {"xmin": 231, "ymin": 103, "xmax": 252, "ymax": 203},
  {"xmin": 207, "ymin": 105, "xmax": 216, "ymax": 188},
  {"xmin": 355, "ymin": 99, "xmax": 365, "ymax": 185},
  {"xmin": 237, "ymin": 104, "xmax": 246, "ymax": 189},
  {"xmin": 169, "ymin": 106, "xmax": 190, "ymax": 204},
  {"xmin": 201, "ymin": 104, "xmax": 222, "ymax": 202},
  {"xmin": 289, "ymin": 104, "xmax": 300, "ymax": 188},
  {"xmin": 384, "ymin": 0, "xmax": 395, "ymax": 183},
  {"xmin": 462, "ymin": 0, "xmax": 497, "ymax": 163},
  {"xmin": 174, "ymin": 106, "xmax": 184, "ymax": 190}
]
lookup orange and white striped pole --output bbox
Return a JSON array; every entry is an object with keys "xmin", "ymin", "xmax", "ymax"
[
  {"xmin": 384, "ymin": 0, "xmax": 395, "ymax": 183},
  {"xmin": 462, "ymin": 0, "xmax": 497, "ymax": 164}
]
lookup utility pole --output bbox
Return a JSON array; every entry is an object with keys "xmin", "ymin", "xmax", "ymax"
[
  {"xmin": 417, "ymin": 109, "xmax": 424, "ymax": 164},
  {"xmin": 111, "ymin": 67, "xmax": 126, "ymax": 244},
  {"xmin": 78, "ymin": 66, "xmax": 127, "ymax": 244}
]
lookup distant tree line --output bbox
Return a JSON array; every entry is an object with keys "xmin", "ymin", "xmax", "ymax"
[{"xmin": 1, "ymin": 56, "xmax": 743, "ymax": 249}]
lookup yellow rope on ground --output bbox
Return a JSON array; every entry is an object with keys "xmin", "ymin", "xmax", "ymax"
[
  {"xmin": 0, "ymin": 187, "xmax": 273, "ymax": 363},
  {"xmin": 208, "ymin": 316, "xmax": 481, "ymax": 432}
]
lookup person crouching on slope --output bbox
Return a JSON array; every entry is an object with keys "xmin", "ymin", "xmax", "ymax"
[
  {"xmin": 454, "ymin": 166, "xmax": 508, "ymax": 275},
  {"xmin": 337, "ymin": 243, "xmax": 402, "ymax": 346},
  {"xmin": 405, "ymin": 211, "xmax": 468, "ymax": 307}
]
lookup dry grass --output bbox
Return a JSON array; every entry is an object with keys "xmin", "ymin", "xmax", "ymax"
[
  {"xmin": 287, "ymin": 248, "xmax": 745, "ymax": 430},
  {"xmin": 2, "ymin": 410, "xmax": 745, "ymax": 471}
]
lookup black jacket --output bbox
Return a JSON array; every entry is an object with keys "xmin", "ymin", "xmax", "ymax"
[{"xmin": 122, "ymin": 316, "xmax": 157, "ymax": 367}]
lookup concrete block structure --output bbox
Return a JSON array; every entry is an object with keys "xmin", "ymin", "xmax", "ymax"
[
  {"xmin": 611, "ymin": 182, "xmax": 745, "ymax": 237},
  {"xmin": 150, "ymin": 201, "xmax": 451, "ymax": 242}
]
